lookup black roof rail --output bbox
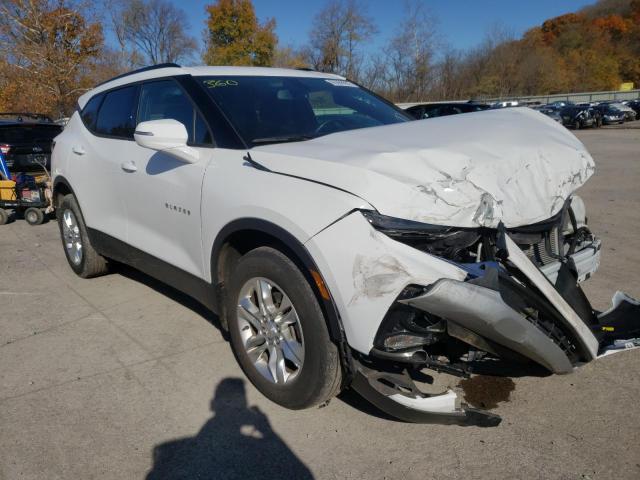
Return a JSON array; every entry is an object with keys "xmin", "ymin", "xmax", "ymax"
[
  {"xmin": 295, "ymin": 67, "xmax": 316, "ymax": 72},
  {"xmin": 94, "ymin": 63, "xmax": 182, "ymax": 88}
]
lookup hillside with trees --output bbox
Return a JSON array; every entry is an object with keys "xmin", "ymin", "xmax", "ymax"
[
  {"xmin": 435, "ymin": 0, "xmax": 640, "ymax": 100},
  {"xmin": 1, "ymin": 0, "xmax": 639, "ymax": 116}
]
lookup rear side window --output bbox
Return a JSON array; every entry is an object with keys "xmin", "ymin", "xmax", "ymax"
[
  {"xmin": 95, "ymin": 86, "xmax": 138, "ymax": 139},
  {"xmin": 80, "ymin": 94, "xmax": 103, "ymax": 131},
  {"xmin": 138, "ymin": 80, "xmax": 212, "ymax": 145}
]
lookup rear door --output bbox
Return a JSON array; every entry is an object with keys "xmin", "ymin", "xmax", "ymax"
[
  {"xmin": 74, "ymin": 85, "xmax": 139, "ymax": 241},
  {"xmin": 119, "ymin": 78, "xmax": 213, "ymax": 278}
]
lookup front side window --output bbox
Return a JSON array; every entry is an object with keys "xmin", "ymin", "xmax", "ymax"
[
  {"xmin": 198, "ymin": 76, "xmax": 410, "ymax": 146},
  {"xmin": 138, "ymin": 80, "xmax": 212, "ymax": 145},
  {"xmin": 95, "ymin": 86, "xmax": 138, "ymax": 139}
]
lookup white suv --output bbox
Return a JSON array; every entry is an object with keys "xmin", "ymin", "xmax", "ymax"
[{"xmin": 52, "ymin": 64, "xmax": 639, "ymax": 426}]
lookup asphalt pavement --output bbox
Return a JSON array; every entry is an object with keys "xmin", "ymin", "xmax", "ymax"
[{"xmin": 1, "ymin": 128, "xmax": 639, "ymax": 479}]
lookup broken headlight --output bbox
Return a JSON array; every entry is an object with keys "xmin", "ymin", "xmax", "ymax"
[{"xmin": 361, "ymin": 210, "xmax": 481, "ymax": 262}]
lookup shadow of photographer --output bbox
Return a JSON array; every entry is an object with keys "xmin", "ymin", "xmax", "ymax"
[{"xmin": 146, "ymin": 377, "xmax": 313, "ymax": 480}]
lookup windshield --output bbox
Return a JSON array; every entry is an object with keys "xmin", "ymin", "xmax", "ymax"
[
  {"xmin": 198, "ymin": 76, "xmax": 410, "ymax": 147},
  {"xmin": 0, "ymin": 124, "xmax": 62, "ymax": 144}
]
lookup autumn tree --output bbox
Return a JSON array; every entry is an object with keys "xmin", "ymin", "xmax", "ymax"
[
  {"xmin": 203, "ymin": 0, "xmax": 276, "ymax": 66},
  {"xmin": 272, "ymin": 45, "xmax": 308, "ymax": 69},
  {"xmin": 0, "ymin": 0, "xmax": 104, "ymax": 117},
  {"xmin": 108, "ymin": 0, "xmax": 196, "ymax": 67},
  {"xmin": 307, "ymin": 0, "xmax": 376, "ymax": 79}
]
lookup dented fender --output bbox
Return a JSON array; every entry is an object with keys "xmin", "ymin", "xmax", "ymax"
[{"xmin": 305, "ymin": 211, "xmax": 467, "ymax": 354}]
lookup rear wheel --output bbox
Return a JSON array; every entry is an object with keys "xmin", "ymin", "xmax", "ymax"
[
  {"xmin": 226, "ymin": 247, "xmax": 342, "ymax": 409},
  {"xmin": 0, "ymin": 208, "xmax": 9, "ymax": 225},
  {"xmin": 24, "ymin": 207, "xmax": 44, "ymax": 225},
  {"xmin": 57, "ymin": 194, "xmax": 109, "ymax": 278}
]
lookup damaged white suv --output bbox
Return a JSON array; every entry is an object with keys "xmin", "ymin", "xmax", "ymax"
[{"xmin": 52, "ymin": 65, "xmax": 640, "ymax": 426}]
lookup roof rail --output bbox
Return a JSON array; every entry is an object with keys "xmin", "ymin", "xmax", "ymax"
[{"xmin": 94, "ymin": 63, "xmax": 181, "ymax": 88}]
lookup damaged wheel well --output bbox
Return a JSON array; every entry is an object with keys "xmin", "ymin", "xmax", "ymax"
[{"xmin": 210, "ymin": 220, "xmax": 351, "ymax": 377}]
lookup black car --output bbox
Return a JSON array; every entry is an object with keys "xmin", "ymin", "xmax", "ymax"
[
  {"xmin": 559, "ymin": 106, "xmax": 596, "ymax": 129},
  {"xmin": 593, "ymin": 105, "xmax": 625, "ymax": 125},
  {"xmin": 0, "ymin": 113, "xmax": 62, "ymax": 173},
  {"xmin": 624, "ymin": 100, "xmax": 640, "ymax": 116},
  {"xmin": 405, "ymin": 102, "xmax": 490, "ymax": 120},
  {"xmin": 533, "ymin": 105, "xmax": 562, "ymax": 123},
  {"xmin": 598, "ymin": 101, "xmax": 636, "ymax": 121}
]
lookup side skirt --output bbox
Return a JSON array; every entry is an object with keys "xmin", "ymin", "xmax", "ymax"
[{"xmin": 87, "ymin": 228, "xmax": 217, "ymax": 313}]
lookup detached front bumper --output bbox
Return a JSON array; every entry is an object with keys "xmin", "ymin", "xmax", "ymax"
[{"xmin": 306, "ymin": 211, "xmax": 639, "ymax": 425}]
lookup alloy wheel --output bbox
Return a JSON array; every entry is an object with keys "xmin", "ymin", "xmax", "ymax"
[
  {"xmin": 61, "ymin": 209, "xmax": 83, "ymax": 265},
  {"xmin": 236, "ymin": 277, "xmax": 305, "ymax": 384}
]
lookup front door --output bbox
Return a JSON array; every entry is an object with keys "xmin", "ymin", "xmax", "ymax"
[{"xmin": 120, "ymin": 79, "xmax": 214, "ymax": 279}]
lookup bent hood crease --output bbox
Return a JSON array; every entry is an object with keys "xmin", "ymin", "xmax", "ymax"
[{"xmin": 252, "ymin": 107, "xmax": 595, "ymax": 228}]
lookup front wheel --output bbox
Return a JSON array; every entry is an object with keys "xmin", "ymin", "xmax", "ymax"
[{"xmin": 226, "ymin": 247, "xmax": 342, "ymax": 409}]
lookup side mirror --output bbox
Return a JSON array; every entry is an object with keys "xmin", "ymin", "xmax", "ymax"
[{"xmin": 134, "ymin": 119, "xmax": 199, "ymax": 163}]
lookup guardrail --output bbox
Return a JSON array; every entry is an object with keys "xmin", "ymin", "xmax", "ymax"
[{"xmin": 397, "ymin": 89, "xmax": 640, "ymax": 108}]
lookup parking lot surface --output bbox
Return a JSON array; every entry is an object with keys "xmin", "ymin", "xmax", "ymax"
[{"xmin": 1, "ymin": 129, "xmax": 639, "ymax": 479}]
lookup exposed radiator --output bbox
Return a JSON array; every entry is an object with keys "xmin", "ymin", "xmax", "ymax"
[{"xmin": 521, "ymin": 227, "xmax": 560, "ymax": 266}]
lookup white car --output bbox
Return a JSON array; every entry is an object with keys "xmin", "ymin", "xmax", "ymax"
[{"xmin": 52, "ymin": 64, "xmax": 639, "ymax": 426}]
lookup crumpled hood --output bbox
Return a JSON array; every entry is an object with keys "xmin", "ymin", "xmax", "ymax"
[{"xmin": 252, "ymin": 107, "xmax": 595, "ymax": 228}]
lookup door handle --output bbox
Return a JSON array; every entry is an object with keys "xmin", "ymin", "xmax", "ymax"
[
  {"xmin": 120, "ymin": 161, "xmax": 137, "ymax": 173},
  {"xmin": 72, "ymin": 145, "xmax": 85, "ymax": 155}
]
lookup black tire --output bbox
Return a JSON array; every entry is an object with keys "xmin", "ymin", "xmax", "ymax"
[
  {"xmin": 0, "ymin": 208, "xmax": 8, "ymax": 225},
  {"xmin": 24, "ymin": 207, "xmax": 44, "ymax": 225},
  {"xmin": 574, "ymin": 120, "xmax": 581, "ymax": 130},
  {"xmin": 57, "ymin": 194, "xmax": 109, "ymax": 278},
  {"xmin": 226, "ymin": 247, "xmax": 342, "ymax": 409}
]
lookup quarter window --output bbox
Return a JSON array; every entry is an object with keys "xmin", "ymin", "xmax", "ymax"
[
  {"xmin": 80, "ymin": 93, "xmax": 103, "ymax": 131},
  {"xmin": 138, "ymin": 80, "xmax": 212, "ymax": 145},
  {"xmin": 95, "ymin": 86, "xmax": 138, "ymax": 139}
]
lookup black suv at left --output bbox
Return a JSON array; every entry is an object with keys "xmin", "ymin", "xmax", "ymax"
[{"xmin": 0, "ymin": 113, "xmax": 63, "ymax": 173}]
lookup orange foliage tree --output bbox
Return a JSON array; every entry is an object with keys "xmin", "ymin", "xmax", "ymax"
[
  {"xmin": 0, "ymin": 0, "xmax": 104, "ymax": 117},
  {"xmin": 203, "ymin": 0, "xmax": 276, "ymax": 66}
]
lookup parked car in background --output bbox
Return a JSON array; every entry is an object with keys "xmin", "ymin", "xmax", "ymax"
[
  {"xmin": 559, "ymin": 105, "xmax": 596, "ymax": 129},
  {"xmin": 594, "ymin": 104, "xmax": 625, "ymax": 125},
  {"xmin": 532, "ymin": 105, "xmax": 562, "ymax": 123},
  {"xmin": 624, "ymin": 99, "xmax": 640, "ymax": 116},
  {"xmin": 404, "ymin": 102, "xmax": 490, "ymax": 120},
  {"xmin": 588, "ymin": 107, "xmax": 603, "ymax": 128},
  {"xmin": 547, "ymin": 101, "xmax": 574, "ymax": 109},
  {"xmin": 599, "ymin": 101, "xmax": 636, "ymax": 121},
  {"xmin": 0, "ymin": 113, "xmax": 62, "ymax": 172},
  {"xmin": 491, "ymin": 100, "xmax": 519, "ymax": 108}
]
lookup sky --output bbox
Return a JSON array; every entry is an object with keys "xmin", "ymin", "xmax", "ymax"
[{"xmin": 156, "ymin": 0, "xmax": 597, "ymax": 56}]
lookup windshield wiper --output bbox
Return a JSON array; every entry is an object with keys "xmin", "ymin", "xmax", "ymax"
[{"xmin": 251, "ymin": 135, "xmax": 315, "ymax": 146}]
